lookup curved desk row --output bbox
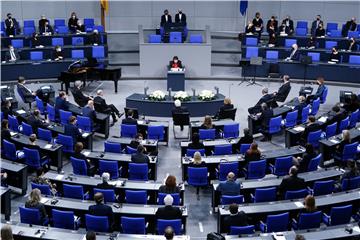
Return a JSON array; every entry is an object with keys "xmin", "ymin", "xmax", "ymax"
[{"xmin": 126, "ymin": 93, "xmax": 225, "ymax": 117}]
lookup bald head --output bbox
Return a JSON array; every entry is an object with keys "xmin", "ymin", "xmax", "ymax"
[
  {"xmin": 97, "ymin": 89, "xmax": 103, "ymax": 96},
  {"xmin": 227, "ymin": 172, "xmax": 235, "ymax": 181}
]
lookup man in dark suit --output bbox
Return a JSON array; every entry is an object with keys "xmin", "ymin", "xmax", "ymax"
[
  {"xmin": 311, "ymin": 15, "xmax": 323, "ymax": 36},
  {"xmin": 82, "ymin": 100, "xmax": 97, "ymax": 125},
  {"xmin": 1, "ymin": 100, "xmax": 13, "ymax": 119},
  {"xmin": 326, "ymin": 105, "xmax": 347, "ymax": 127},
  {"xmin": 131, "ymin": 145, "xmax": 150, "ymax": 163},
  {"xmin": 155, "ymin": 194, "xmax": 182, "ymax": 220},
  {"xmin": 38, "ymin": 15, "xmax": 53, "ymax": 35},
  {"xmin": 274, "ymin": 75, "xmax": 291, "ymax": 102},
  {"xmin": 342, "ymin": 17, "xmax": 357, "ymax": 37},
  {"xmin": 301, "ymin": 116, "xmax": 321, "ymax": 143},
  {"xmin": 5, "ymin": 45, "xmax": 20, "ymax": 62},
  {"xmin": 122, "ymin": 109, "xmax": 138, "ymax": 125},
  {"xmin": 55, "ymin": 91, "xmax": 70, "ymax": 117},
  {"xmin": 216, "ymin": 172, "xmax": 241, "ymax": 196},
  {"xmin": 175, "ymin": 9, "xmax": 186, "ymax": 25},
  {"xmin": 248, "ymin": 88, "xmax": 274, "ymax": 114},
  {"xmin": 223, "ymin": 203, "xmax": 249, "ymax": 234},
  {"xmin": 278, "ymin": 166, "xmax": 306, "ymax": 198},
  {"xmin": 258, "ymin": 103, "xmax": 274, "ymax": 141},
  {"xmin": 281, "ymin": 15, "xmax": 294, "ymax": 35},
  {"xmin": 17, "ymin": 77, "xmax": 35, "ymax": 104},
  {"xmin": 89, "ymin": 192, "xmax": 114, "ymax": 229},
  {"xmin": 72, "ymin": 81, "xmax": 92, "ymax": 107},
  {"xmin": 172, "ymin": 99, "xmax": 188, "ymax": 131},
  {"xmin": 94, "ymin": 89, "xmax": 121, "ymax": 124},
  {"xmin": 64, "ymin": 116, "xmax": 82, "ymax": 142},
  {"xmin": 5, "ymin": 13, "xmax": 19, "ymax": 36},
  {"xmin": 27, "ymin": 110, "xmax": 49, "ymax": 133},
  {"xmin": 161, "ymin": 9, "xmax": 172, "ymax": 27},
  {"xmin": 96, "ymin": 172, "xmax": 114, "ymax": 189},
  {"xmin": 286, "ymin": 43, "xmax": 300, "ymax": 61}
]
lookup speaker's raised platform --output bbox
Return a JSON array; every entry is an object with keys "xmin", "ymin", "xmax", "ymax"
[{"xmin": 126, "ymin": 93, "xmax": 225, "ymax": 117}]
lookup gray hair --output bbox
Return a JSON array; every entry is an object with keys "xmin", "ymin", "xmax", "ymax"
[
  {"xmin": 97, "ymin": 89, "xmax": 103, "ymax": 95},
  {"xmin": 74, "ymin": 80, "xmax": 82, "ymax": 88},
  {"xmin": 262, "ymin": 88, "xmax": 268, "ymax": 94},
  {"xmin": 164, "ymin": 194, "xmax": 174, "ymax": 206},
  {"xmin": 102, "ymin": 172, "xmax": 110, "ymax": 182}
]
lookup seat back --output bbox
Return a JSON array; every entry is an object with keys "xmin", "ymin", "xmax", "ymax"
[
  {"xmin": 329, "ymin": 29, "xmax": 341, "ymax": 37},
  {"xmin": 254, "ymin": 187, "xmax": 276, "ymax": 202},
  {"xmin": 296, "ymin": 28, "xmax": 307, "ymax": 36},
  {"xmin": 223, "ymin": 123, "xmax": 239, "ymax": 138},
  {"xmin": 121, "ymin": 124, "xmax": 137, "ymax": 138},
  {"xmin": 128, "ymin": 163, "xmax": 148, "ymax": 181},
  {"xmin": 172, "ymin": 112, "xmax": 190, "ymax": 126},
  {"xmin": 214, "ymin": 144, "xmax": 233, "ymax": 156},
  {"xmin": 325, "ymin": 122, "xmax": 337, "ymax": 138},
  {"xmin": 325, "ymin": 41, "xmax": 337, "ymax": 49},
  {"xmin": 349, "ymin": 55, "xmax": 360, "ymax": 65},
  {"xmin": 85, "ymin": 214, "xmax": 109, "ymax": 232},
  {"xmin": 104, "ymin": 141, "xmax": 122, "ymax": 153},
  {"xmin": 320, "ymin": 86, "xmax": 328, "ymax": 104},
  {"xmin": 285, "ymin": 39, "xmax": 297, "ymax": 47},
  {"xmin": 307, "ymin": 154, "xmax": 322, "ymax": 171},
  {"xmin": 169, "ymin": 32, "xmax": 182, "ymax": 43},
  {"xmin": 284, "ymin": 110, "xmax": 298, "ymax": 128},
  {"xmin": 30, "ymin": 51, "xmax": 43, "ymax": 60},
  {"xmin": 247, "ymin": 159, "xmax": 266, "ymax": 179},
  {"xmin": 3, "ymin": 140, "xmax": 17, "ymax": 161},
  {"xmin": 35, "ymin": 96, "xmax": 46, "ymax": 114},
  {"xmin": 77, "ymin": 116, "xmax": 92, "ymax": 132},
  {"xmin": 199, "ymin": 129, "xmax": 216, "ymax": 140},
  {"xmin": 158, "ymin": 193, "xmax": 180, "ymax": 205},
  {"xmin": 19, "ymin": 206, "xmax": 42, "ymax": 225},
  {"xmin": 218, "ymin": 161, "xmax": 238, "ymax": 180},
  {"xmin": 326, "ymin": 23, "xmax": 338, "ymax": 34},
  {"xmin": 313, "ymin": 180, "xmax": 334, "ymax": 196},
  {"xmin": 93, "ymin": 188, "xmax": 116, "ymax": 203},
  {"xmin": 59, "ymin": 110, "xmax": 72, "ymax": 125},
  {"xmin": 268, "ymin": 116, "xmax": 282, "ymax": 134},
  {"xmin": 265, "ymin": 212, "xmax": 289, "ymax": 232},
  {"xmin": 239, "ymin": 144, "xmax": 251, "ymax": 154},
  {"xmin": 296, "ymin": 21, "xmax": 308, "ymax": 29},
  {"xmin": 297, "ymin": 211, "xmax": 322, "ymax": 230},
  {"xmin": 348, "ymin": 31, "xmax": 359, "ymax": 38},
  {"xmin": 148, "ymin": 125, "xmax": 164, "ymax": 140},
  {"xmin": 245, "ymin": 47, "xmax": 259, "ymax": 58},
  {"xmin": 341, "ymin": 176, "xmax": 360, "ymax": 191},
  {"xmin": 300, "ymin": 105, "xmax": 310, "ymax": 124},
  {"xmin": 92, "ymin": 46, "xmax": 105, "ymax": 59},
  {"xmin": 8, "ymin": 115, "xmax": 19, "ymax": 131},
  {"xmin": 189, "ymin": 34, "xmax": 203, "ymax": 43},
  {"xmin": 72, "ymin": 37, "xmax": 84, "ymax": 46},
  {"xmin": 148, "ymin": 34, "xmax": 161, "ymax": 43},
  {"xmin": 121, "ymin": 216, "xmax": 146, "ymax": 234},
  {"xmin": 186, "ymin": 148, "xmax": 205, "ymax": 157},
  {"xmin": 52, "ymin": 37, "xmax": 64, "ymax": 46},
  {"xmin": 157, "ymin": 219, "xmax": 182, "ymax": 235},
  {"xmin": 338, "ymin": 116, "xmax": 349, "ymax": 133},
  {"xmin": 219, "ymin": 108, "xmax": 237, "ymax": 120},
  {"xmin": 23, "ymin": 27, "xmax": 35, "ymax": 36},
  {"xmin": 329, "ymin": 205, "xmax": 352, "ymax": 225},
  {"xmin": 52, "ymin": 209, "xmax": 76, "ymax": 230},
  {"xmin": 63, "ymin": 184, "xmax": 85, "ymax": 199},
  {"xmin": 71, "ymin": 49, "xmax": 84, "ymax": 59},
  {"xmin": 220, "ymin": 195, "xmax": 244, "ymax": 205},
  {"xmin": 56, "ymin": 134, "xmax": 74, "ymax": 153},
  {"xmin": 342, "ymin": 142, "xmax": 358, "ymax": 160},
  {"xmin": 54, "ymin": 19, "xmax": 66, "ymax": 28},
  {"xmin": 307, "ymin": 52, "xmax": 320, "ymax": 62},
  {"xmin": 126, "ymin": 146, "xmax": 137, "ymax": 154},
  {"xmin": 24, "ymin": 147, "xmax": 41, "ymax": 168},
  {"xmin": 47, "ymin": 104, "xmax": 56, "ymax": 122},
  {"xmin": 11, "ymin": 39, "xmax": 24, "ymax": 48},
  {"xmin": 310, "ymin": 98, "xmax": 320, "ymax": 116},
  {"xmin": 266, "ymin": 50, "xmax": 279, "ymax": 60},
  {"xmin": 230, "ymin": 225, "xmax": 255, "ymax": 235},
  {"xmin": 285, "ymin": 189, "xmax": 308, "ymax": 200},
  {"xmin": 84, "ymin": 18, "xmax": 95, "ymax": 31},
  {"xmin": 125, "ymin": 190, "xmax": 147, "ymax": 204},
  {"xmin": 57, "ymin": 26, "xmax": 69, "ymax": 34},
  {"xmin": 307, "ymin": 130, "xmax": 322, "ymax": 148},
  {"xmin": 70, "ymin": 157, "xmax": 88, "ymax": 176},
  {"xmin": 31, "ymin": 182, "xmax": 52, "ymax": 196},
  {"xmin": 21, "ymin": 122, "xmax": 33, "ymax": 136},
  {"xmin": 99, "ymin": 160, "xmax": 119, "ymax": 179},
  {"xmin": 187, "ymin": 167, "xmax": 208, "ymax": 186},
  {"xmin": 273, "ymin": 156, "xmax": 293, "ymax": 176},
  {"xmin": 349, "ymin": 110, "xmax": 359, "ymax": 128},
  {"xmin": 245, "ymin": 37, "xmax": 258, "ymax": 46}
]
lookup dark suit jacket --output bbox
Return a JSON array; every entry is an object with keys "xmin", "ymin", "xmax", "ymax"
[
  {"xmin": 159, "ymin": 185, "xmax": 181, "ymax": 194},
  {"xmin": 17, "ymin": 84, "xmax": 33, "ymax": 100},
  {"xmin": 155, "ymin": 205, "xmax": 182, "ymax": 220},
  {"xmin": 90, "ymin": 33, "xmax": 101, "ymax": 45},
  {"xmin": 314, "ymin": 84, "xmax": 325, "ymax": 99},
  {"xmin": 1, "ymin": 106, "xmax": 13, "ymax": 119},
  {"xmin": 342, "ymin": 20, "xmax": 357, "ymax": 37},
  {"xmin": 311, "ymin": 20, "xmax": 323, "ymax": 35},
  {"xmin": 244, "ymin": 151, "xmax": 261, "ymax": 166},
  {"xmin": 282, "ymin": 19, "xmax": 294, "ymax": 32},
  {"xmin": 238, "ymin": 135, "xmax": 254, "ymax": 145},
  {"xmin": 82, "ymin": 106, "xmax": 97, "ymax": 123},
  {"xmin": 289, "ymin": 49, "xmax": 300, "ymax": 61},
  {"xmin": 187, "ymin": 142, "xmax": 205, "ymax": 149},
  {"xmin": 278, "ymin": 175, "xmax": 306, "ymax": 197},
  {"xmin": 5, "ymin": 49, "xmax": 20, "ymax": 61},
  {"xmin": 5, "ymin": 18, "xmax": 19, "ymax": 35},
  {"xmin": 216, "ymin": 180, "xmax": 241, "ymax": 196},
  {"xmin": 131, "ymin": 152, "xmax": 149, "ymax": 163},
  {"xmin": 256, "ymin": 94, "xmax": 273, "ymax": 107},
  {"xmin": 276, "ymin": 82, "xmax": 291, "ymax": 102},
  {"xmin": 64, "ymin": 123, "xmax": 81, "ymax": 142},
  {"xmin": 266, "ymin": 20, "xmax": 278, "ymax": 34},
  {"xmin": 188, "ymin": 161, "xmax": 206, "ymax": 168},
  {"xmin": 175, "ymin": 13, "xmax": 187, "ymax": 25},
  {"xmin": 219, "ymin": 104, "xmax": 234, "ymax": 112},
  {"xmin": 1, "ymin": 128, "xmax": 11, "ymax": 144},
  {"xmin": 27, "ymin": 115, "xmax": 48, "ymax": 132},
  {"xmin": 294, "ymin": 102, "xmax": 307, "ymax": 121},
  {"xmin": 68, "ymin": 17, "xmax": 79, "ymax": 32},
  {"xmin": 96, "ymin": 182, "xmax": 114, "ymax": 189},
  {"xmin": 161, "ymin": 15, "xmax": 172, "ymax": 26},
  {"xmin": 39, "ymin": 22, "xmax": 54, "ymax": 34},
  {"xmin": 89, "ymin": 203, "xmax": 114, "ymax": 226},
  {"xmin": 72, "ymin": 87, "xmax": 89, "ymax": 107},
  {"xmin": 298, "ymin": 152, "xmax": 317, "ymax": 173},
  {"xmin": 172, "ymin": 106, "xmax": 188, "ymax": 115},
  {"xmin": 122, "ymin": 117, "xmax": 138, "ymax": 125},
  {"xmin": 224, "ymin": 211, "xmax": 248, "ymax": 233},
  {"xmin": 259, "ymin": 108, "xmax": 274, "ymax": 129},
  {"xmin": 55, "ymin": 97, "xmax": 70, "ymax": 116}
]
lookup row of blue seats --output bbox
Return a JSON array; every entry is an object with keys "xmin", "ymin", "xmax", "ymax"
[
  {"xmin": 245, "ymin": 46, "xmax": 360, "ymax": 64},
  {"xmin": 148, "ymin": 33, "xmax": 203, "ymax": 43},
  {"xmin": 8, "ymin": 36, "xmax": 103, "ymax": 48},
  {"xmin": 292, "ymin": 21, "xmax": 360, "ymax": 38}
]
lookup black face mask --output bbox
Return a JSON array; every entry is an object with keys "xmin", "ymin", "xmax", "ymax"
[
  {"xmin": 8, "ymin": 16, "xmax": 11, "ymax": 19},
  {"xmin": 179, "ymin": 11, "xmax": 182, "ymax": 14}
]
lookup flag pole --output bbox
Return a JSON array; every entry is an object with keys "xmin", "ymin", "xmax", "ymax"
[{"xmin": 100, "ymin": 2, "xmax": 106, "ymax": 30}]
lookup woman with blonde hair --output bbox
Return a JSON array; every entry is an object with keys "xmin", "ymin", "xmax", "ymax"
[
  {"xmin": 25, "ymin": 188, "xmax": 48, "ymax": 223},
  {"xmin": 200, "ymin": 115, "xmax": 215, "ymax": 129},
  {"xmin": 189, "ymin": 151, "xmax": 206, "ymax": 168}
]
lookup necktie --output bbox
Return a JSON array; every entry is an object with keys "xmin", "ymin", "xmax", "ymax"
[{"xmin": 10, "ymin": 50, "xmax": 16, "ymax": 60}]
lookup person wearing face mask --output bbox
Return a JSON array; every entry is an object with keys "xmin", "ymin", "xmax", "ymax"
[
  {"xmin": 68, "ymin": 12, "xmax": 80, "ymax": 33},
  {"xmin": 90, "ymin": 29, "xmax": 101, "ymax": 45},
  {"xmin": 342, "ymin": 17, "xmax": 357, "ymax": 37},
  {"xmin": 76, "ymin": 19, "xmax": 85, "ymax": 33},
  {"xmin": 39, "ymin": 18, "xmax": 53, "ymax": 35},
  {"xmin": 170, "ymin": 56, "xmax": 182, "ymax": 69},
  {"xmin": 307, "ymin": 36, "xmax": 317, "ymax": 49},
  {"xmin": 329, "ymin": 47, "xmax": 340, "ymax": 62},
  {"xmin": 53, "ymin": 45, "xmax": 63, "ymax": 61},
  {"xmin": 245, "ymin": 21, "xmax": 255, "ymax": 35},
  {"xmin": 5, "ymin": 45, "xmax": 20, "ymax": 62},
  {"xmin": 5, "ymin": 13, "xmax": 19, "ymax": 36},
  {"xmin": 266, "ymin": 16, "xmax": 278, "ymax": 35},
  {"xmin": 281, "ymin": 15, "xmax": 294, "ymax": 35},
  {"xmin": 175, "ymin": 9, "xmax": 186, "ymax": 26},
  {"xmin": 285, "ymin": 43, "xmax": 299, "ymax": 61},
  {"xmin": 252, "ymin": 12, "xmax": 263, "ymax": 38},
  {"xmin": 315, "ymin": 23, "xmax": 325, "ymax": 37},
  {"xmin": 161, "ymin": 9, "xmax": 172, "ymax": 27},
  {"xmin": 311, "ymin": 15, "xmax": 323, "ymax": 36}
]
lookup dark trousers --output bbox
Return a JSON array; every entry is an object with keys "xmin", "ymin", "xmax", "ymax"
[{"xmin": 104, "ymin": 104, "xmax": 120, "ymax": 122}]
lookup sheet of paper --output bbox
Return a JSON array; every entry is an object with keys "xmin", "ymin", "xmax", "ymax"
[
  {"xmin": 44, "ymin": 144, "xmax": 52, "ymax": 149},
  {"xmin": 330, "ymin": 139, "xmax": 339, "ymax": 144},
  {"xmin": 83, "ymin": 151, "xmax": 90, "ymax": 156},
  {"xmin": 82, "ymin": 132, "xmax": 89, "ymax": 137},
  {"xmin": 55, "ymin": 175, "xmax": 64, "ymax": 180},
  {"xmin": 293, "ymin": 126, "xmax": 305, "ymax": 132},
  {"xmin": 16, "ymin": 109, "xmax": 26, "ymax": 114},
  {"xmin": 40, "ymin": 197, "xmax": 49, "ymax": 204},
  {"xmin": 294, "ymin": 201, "xmax": 304, "ymax": 208},
  {"xmin": 318, "ymin": 116, "xmax": 328, "ymax": 123},
  {"xmin": 10, "ymin": 132, "xmax": 17, "ymax": 136}
]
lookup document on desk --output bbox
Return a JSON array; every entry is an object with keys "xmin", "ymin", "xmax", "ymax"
[
  {"xmin": 82, "ymin": 132, "xmax": 89, "ymax": 138},
  {"xmin": 293, "ymin": 126, "xmax": 305, "ymax": 132},
  {"xmin": 16, "ymin": 109, "xmax": 26, "ymax": 114},
  {"xmin": 55, "ymin": 174, "xmax": 64, "ymax": 180},
  {"xmin": 294, "ymin": 201, "xmax": 304, "ymax": 208},
  {"xmin": 44, "ymin": 144, "xmax": 52, "ymax": 149},
  {"xmin": 10, "ymin": 132, "xmax": 17, "ymax": 136},
  {"xmin": 83, "ymin": 151, "xmax": 90, "ymax": 156},
  {"xmin": 318, "ymin": 116, "xmax": 328, "ymax": 123},
  {"xmin": 272, "ymin": 233, "xmax": 286, "ymax": 240},
  {"xmin": 40, "ymin": 197, "xmax": 49, "ymax": 204},
  {"xmin": 330, "ymin": 139, "xmax": 340, "ymax": 144}
]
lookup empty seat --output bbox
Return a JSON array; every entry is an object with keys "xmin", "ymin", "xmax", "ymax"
[
  {"xmin": 266, "ymin": 50, "xmax": 279, "ymax": 60},
  {"xmin": 30, "ymin": 51, "xmax": 43, "ymax": 60},
  {"xmin": 148, "ymin": 34, "xmax": 161, "ymax": 43},
  {"xmin": 51, "ymin": 38, "xmax": 64, "ymax": 46},
  {"xmin": 296, "ymin": 28, "xmax": 307, "ymax": 36},
  {"xmin": 169, "ymin": 32, "xmax": 182, "ymax": 43},
  {"xmin": 189, "ymin": 34, "xmax": 203, "ymax": 43},
  {"xmin": 71, "ymin": 50, "xmax": 84, "ymax": 59},
  {"xmin": 349, "ymin": 55, "xmax": 360, "ymax": 65},
  {"xmin": 72, "ymin": 37, "xmax": 84, "ymax": 46},
  {"xmin": 11, "ymin": 39, "xmax": 24, "ymax": 48},
  {"xmin": 285, "ymin": 39, "xmax": 297, "ymax": 47},
  {"xmin": 92, "ymin": 46, "xmax": 105, "ymax": 58},
  {"xmin": 245, "ymin": 37, "xmax": 258, "ymax": 46},
  {"xmin": 325, "ymin": 41, "xmax": 337, "ymax": 49},
  {"xmin": 329, "ymin": 29, "xmax": 341, "ymax": 37},
  {"xmin": 245, "ymin": 47, "xmax": 259, "ymax": 58},
  {"xmin": 307, "ymin": 52, "xmax": 320, "ymax": 62}
]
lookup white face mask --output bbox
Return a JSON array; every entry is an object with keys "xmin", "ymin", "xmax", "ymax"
[
  {"xmin": 56, "ymin": 48, "xmax": 61, "ymax": 52},
  {"xmin": 10, "ymin": 47, "xmax": 14, "ymax": 51}
]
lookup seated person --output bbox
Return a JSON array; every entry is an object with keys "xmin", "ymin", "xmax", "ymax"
[
  {"xmin": 131, "ymin": 145, "xmax": 149, "ymax": 164},
  {"xmin": 301, "ymin": 116, "xmax": 321, "ymax": 143},
  {"xmin": 27, "ymin": 134, "xmax": 41, "ymax": 151},
  {"xmin": 89, "ymin": 192, "xmax": 114, "ymax": 229},
  {"xmin": 188, "ymin": 133, "xmax": 205, "ymax": 150},
  {"xmin": 32, "ymin": 167, "xmax": 57, "ymax": 193},
  {"xmin": 315, "ymin": 23, "xmax": 325, "ymax": 37},
  {"xmin": 200, "ymin": 115, "xmax": 215, "ymax": 129},
  {"xmin": 189, "ymin": 151, "xmax": 206, "ymax": 168},
  {"xmin": 285, "ymin": 43, "xmax": 299, "ymax": 61},
  {"xmin": 68, "ymin": 12, "xmax": 80, "ymax": 33},
  {"xmin": 306, "ymin": 77, "xmax": 326, "ymax": 103},
  {"xmin": 90, "ymin": 29, "xmax": 101, "ymax": 45},
  {"xmin": 274, "ymin": 75, "xmax": 291, "ymax": 102},
  {"xmin": 298, "ymin": 195, "xmax": 317, "ymax": 215},
  {"xmin": 268, "ymin": 32, "xmax": 277, "ymax": 47},
  {"xmin": 1, "ymin": 120, "xmax": 11, "ymax": 145},
  {"xmin": 237, "ymin": 128, "xmax": 254, "ymax": 146},
  {"xmin": 340, "ymin": 160, "xmax": 359, "ymax": 182},
  {"xmin": 55, "ymin": 91, "xmax": 69, "ymax": 117},
  {"xmin": 53, "ymin": 45, "xmax": 63, "ymax": 61},
  {"xmin": 170, "ymin": 56, "xmax": 183, "ymax": 70},
  {"xmin": 155, "ymin": 194, "xmax": 182, "ymax": 219},
  {"xmin": 71, "ymin": 142, "xmax": 93, "ymax": 173},
  {"xmin": 244, "ymin": 142, "xmax": 261, "ymax": 166},
  {"xmin": 342, "ymin": 17, "xmax": 357, "ymax": 37},
  {"xmin": 266, "ymin": 16, "xmax": 278, "ymax": 35},
  {"xmin": 17, "ymin": 77, "xmax": 36, "ymax": 103},
  {"xmin": 86, "ymin": 231, "xmax": 96, "ymax": 240},
  {"xmin": 1, "ymin": 100, "xmax": 13, "ymax": 119},
  {"xmin": 294, "ymin": 143, "xmax": 317, "ymax": 173},
  {"xmin": 245, "ymin": 21, "xmax": 255, "ymax": 35},
  {"xmin": 27, "ymin": 109, "xmax": 49, "ymax": 133},
  {"xmin": 278, "ymin": 166, "xmax": 306, "ymax": 198},
  {"xmin": 82, "ymin": 100, "xmax": 97, "ymax": 126},
  {"xmin": 343, "ymin": 94, "xmax": 360, "ymax": 113},
  {"xmin": 96, "ymin": 172, "xmax": 114, "ymax": 189},
  {"xmin": 172, "ymin": 99, "xmax": 188, "ymax": 131},
  {"xmin": 294, "ymin": 96, "xmax": 307, "ymax": 121},
  {"xmin": 25, "ymin": 189, "xmax": 48, "ymax": 223},
  {"xmin": 258, "ymin": 103, "xmax": 274, "ymax": 141},
  {"xmin": 281, "ymin": 16, "xmax": 294, "ymax": 35},
  {"xmin": 129, "ymin": 133, "xmax": 144, "ymax": 149},
  {"xmin": 329, "ymin": 47, "xmax": 340, "ymax": 62},
  {"xmin": 347, "ymin": 37, "xmax": 357, "ymax": 51},
  {"xmin": 31, "ymin": 33, "xmax": 43, "ymax": 48},
  {"xmin": 216, "ymin": 97, "xmax": 234, "ymax": 118},
  {"xmin": 72, "ymin": 81, "xmax": 92, "ymax": 107},
  {"xmin": 278, "ymin": 22, "xmax": 291, "ymax": 35},
  {"xmin": 94, "ymin": 89, "xmax": 121, "ymax": 124},
  {"xmin": 159, "ymin": 175, "xmax": 181, "ymax": 194},
  {"xmin": 216, "ymin": 172, "xmax": 241, "ymax": 196},
  {"xmin": 39, "ymin": 15, "xmax": 53, "ymax": 35},
  {"xmin": 336, "ymin": 130, "xmax": 352, "ymax": 155},
  {"xmin": 248, "ymin": 88, "xmax": 274, "ymax": 114},
  {"xmin": 64, "ymin": 116, "xmax": 82, "ymax": 142},
  {"xmin": 175, "ymin": 9, "xmax": 186, "ymax": 25},
  {"xmin": 307, "ymin": 36, "xmax": 317, "ymax": 49},
  {"xmin": 4, "ymin": 45, "xmax": 20, "ymax": 62},
  {"xmin": 122, "ymin": 109, "xmax": 138, "ymax": 125},
  {"xmin": 223, "ymin": 203, "xmax": 248, "ymax": 234},
  {"xmin": 326, "ymin": 105, "xmax": 347, "ymax": 126}
]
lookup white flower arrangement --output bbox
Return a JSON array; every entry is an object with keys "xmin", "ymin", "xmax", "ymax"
[
  {"xmin": 173, "ymin": 91, "xmax": 191, "ymax": 101},
  {"xmin": 149, "ymin": 90, "xmax": 166, "ymax": 101},
  {"xmin": 198, "ymin": 90, "xmax": 215, "ymax": 101}
]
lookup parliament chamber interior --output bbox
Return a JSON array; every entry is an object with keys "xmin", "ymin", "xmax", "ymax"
[{"xmin": 1, "ymin": 0, "xmax": 360, "ymax": 240}]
